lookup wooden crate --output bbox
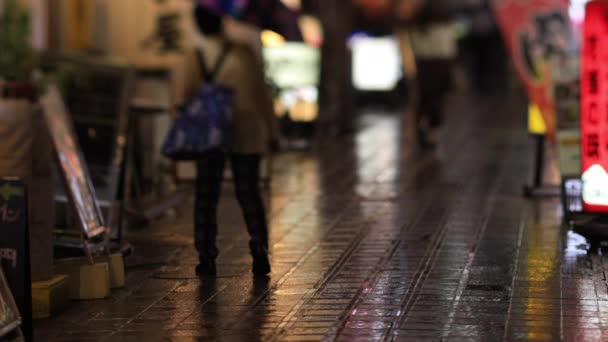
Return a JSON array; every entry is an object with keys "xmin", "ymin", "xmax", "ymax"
[
  {"xmin": 32, "ymin": 275, "xmax": 69, "ymax": 319},
  {"xmin": 54, "ymin": 261, "xmax": 110, "ymax": 300},
  {"xmin": 54, "ymin": 253, "xmax": 125, "ymax": 289}
]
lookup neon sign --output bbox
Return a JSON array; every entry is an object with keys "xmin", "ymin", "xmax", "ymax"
[{"xmin": 581, "ymin": 0, "xmax": 608, "ymax": 213}]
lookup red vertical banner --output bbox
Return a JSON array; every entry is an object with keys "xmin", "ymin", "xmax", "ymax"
[
  {"xmin": 492, "ymin": 0, "xmax": 571, "ymax": 138},
  {"xmin": 581, "ymin": 0, "xmax": 608, "ymax": 213}
]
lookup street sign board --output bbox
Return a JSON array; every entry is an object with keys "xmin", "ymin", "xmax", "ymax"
[
  {"xmin": 41, "ymin": 85, "xmax": 107, "ymax": 238},
  {"xmin": 581, "ymin": 0, "xmax": 608, "ymax": 213},
  {"xmin": 0, "ymin": 179, "xmax": 30, "ymax": 340}
]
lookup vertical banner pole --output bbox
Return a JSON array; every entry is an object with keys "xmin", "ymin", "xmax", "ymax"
[{"xmin": 533, "ymin": 135, "xmax": 546, "ymax": 188}]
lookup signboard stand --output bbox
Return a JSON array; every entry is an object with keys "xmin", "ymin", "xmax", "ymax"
[
  {"xmin": 40, "ymin": 55, "xmax": 134, "ymax": 248},
  {"xmin": 569, "ymin": 0, "xmax": 608, "ymax": 239},
  {"xmin": 41, "ymin": 84, "xmax": 109, "ymax": 259},
  {"xmin": 121, "ymin": 65, "xmax": 195, "ymax": 233},
  {"xmin": 122, "ymin": 101, "xmax": 189, "ymax": 230},
  {"xmin": 580, "ymin": 0, "xmax": 608, "ymax": 215},
  {"xmin": 523, "ymin": 134, "xmax": 561, "ymax": 198},
  {"xmin": 494, "ymin": 1, "xmax": 573, "ymax": 200}
]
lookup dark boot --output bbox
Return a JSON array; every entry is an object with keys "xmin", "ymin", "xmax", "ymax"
[
  {"xmin": 194, "ymin": 219, "xmax": 219, "ymax": 277},
  {"xmin": 196, "ymin": 258, "xmax": 217, "ymax": 276},
  {"xmin": 230, "ymin": 154, "xmax": 271, "ymax": 275},
  {"xmin": 250, "ymin": 241, "xmax": 271, "ymax": 276},
  {"xmin": 195, "ymin": 150, "xmax": 225, "ymax": 277}
]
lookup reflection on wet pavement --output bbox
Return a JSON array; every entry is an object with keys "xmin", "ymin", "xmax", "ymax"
[{"xmin": 34, "ymin": 92, "xmax": 607, "ymax": 341}]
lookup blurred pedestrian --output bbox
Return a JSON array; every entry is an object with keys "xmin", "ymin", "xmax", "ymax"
[
  {"xmin": 460, "ymin": 0, "xmax": 508, "ymax": 94},
  {"xmin": 184, "ymin": 5, "xmax": 280, "ymax": 276},
  {"xmin": 395, "ymin": 0, "xmax": 457, "ymax": 148}
]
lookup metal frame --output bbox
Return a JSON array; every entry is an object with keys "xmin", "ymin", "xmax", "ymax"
[
  {"xmin": 0, "ymin": 267, "xmax": 22, "ymax": 338},
  {"xmin": 42, "ymin": 54, "xmax": 136, "ymax": 243},
  {"xmin": 41, "ymin": 85, "xmax": 107, "ymax": 240}
]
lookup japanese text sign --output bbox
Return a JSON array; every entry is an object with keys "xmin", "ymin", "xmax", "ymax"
[{"xmin": 581, "ymin": 0, "xmax": 608, "ymax": 213}]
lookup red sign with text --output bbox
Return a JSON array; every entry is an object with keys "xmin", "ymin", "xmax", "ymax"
[
  {"xmin": 493, "ymin": 0, "xmax": 570, "ymax": 137},
  {"xmin": 581, "ymin": 0, "xmax": 608, "ymax": 213}
]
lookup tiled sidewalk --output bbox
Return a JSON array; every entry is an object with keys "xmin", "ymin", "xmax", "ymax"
[{"xmin": 35, "ymin": 92, "xmax": 603, "ymax": 341}]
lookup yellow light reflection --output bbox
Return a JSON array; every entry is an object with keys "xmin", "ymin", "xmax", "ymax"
[
  {"xmin": 274, "ymin": 98, "xmax": 287, "ymax": 118},
  {"xmin": 261, "ymin": 30, "xmax": 286, "ymax": 48},
  {"xmin": 289, "ymin": 100, "xmax": 318, "ymax": 122},
  {"xmin": 521, "ymin": 205, "xmax": 560, "ymax": 340}
]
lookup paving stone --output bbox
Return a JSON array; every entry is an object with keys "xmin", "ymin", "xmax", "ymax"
[{"xmin": 34, "ymin": 92, "xmax": 608, "ymax": 341}]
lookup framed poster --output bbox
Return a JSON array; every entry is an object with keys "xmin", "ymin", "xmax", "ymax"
[
  {"xmin": 0, "ymin": 267, "xmax": 20, "ymax": 338},
  {"xmin": 41, "ymin": 55, "xmax": 135, "ymax": 236},
  {"xmin": 581, "ymin": 0, "xmax": 608, "ymax": 213},
  {"xmin": 41, "ymin": 84, "xmax": 107, "ymax": 239}
]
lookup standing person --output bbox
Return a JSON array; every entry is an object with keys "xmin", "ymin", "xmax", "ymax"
[
  {"xmin": 460, "ymin": 0, "xmax": 508, "ymax": 94},
  {"xmin": 395, "ymin": 0, "xmax": 457, "ymax": 148},
  {"xmin": 184, "ymin": 5, "xmax": 280, "ymax": 276}
]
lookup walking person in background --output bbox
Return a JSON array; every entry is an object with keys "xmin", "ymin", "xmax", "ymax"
[
  {"xmin": 460, "ymin": 0, "xmax": 508, "ymax": 94},
  {"xmin": 185, "ymin": 4, "xmax": 280, "ymax": 276},
  {"xmin": 395, "ymin": 0, "xmax": 457, "ymax": 148}
]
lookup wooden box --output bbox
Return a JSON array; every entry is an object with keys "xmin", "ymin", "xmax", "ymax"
[
  {"xmin": 31, "ymin": 275, "xmax": 69, "ymax": 319},
  {"xmin": 54, "ymin": 261, "xmax": 110, "ymax": 300}
]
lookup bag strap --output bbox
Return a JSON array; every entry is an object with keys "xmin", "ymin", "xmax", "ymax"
[{"xmin": 196, "ymin": 42, "xmax": 233, "ymax": 83}]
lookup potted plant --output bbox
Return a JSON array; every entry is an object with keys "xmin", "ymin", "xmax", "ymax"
[
  {"xmin": 0, "ymin": 0, "xmax": 55, "ymax": 283},
  {"xmin": 0, "ymin": 0, "xmax": 37, "ymax": 99}
]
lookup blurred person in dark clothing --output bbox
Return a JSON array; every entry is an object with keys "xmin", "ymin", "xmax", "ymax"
[
  {"xmin": 459, "ymin": 0, "xmax": 509, "ymax": 93},
  {"xmin": 395, "ymin": 0, "xmax": 457, "ymax": 148},
  {"xmin": 184, "ymin": 5, "xmax": 280, "ymax": 276}
]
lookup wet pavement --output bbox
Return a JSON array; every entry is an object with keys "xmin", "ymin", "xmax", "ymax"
[{"xmin": 34, "ymin": 91, "xmax": 605, "ymax": 341}]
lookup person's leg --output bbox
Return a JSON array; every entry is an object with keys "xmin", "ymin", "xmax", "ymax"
[
  {"xmin": 417, "ymin": 60, "xmax": 453, "ymax": 147},
  {"xmin": 458, "ymin": 35, "xmax": 478, "ymax": 92},
  {"xmin": 427, "ymin": 60, "xmax": 453, "ymax": 129},
  {"xmin": 195, "ymin": 149, "xmax": 226, "ymax": 275},
  {"xmin": 415, "ymin": 60, "xmax": 437, "ymax": 147},
  {"xmin": 230, "ymin": 153, "xmax": 271, "ymax": 275}
]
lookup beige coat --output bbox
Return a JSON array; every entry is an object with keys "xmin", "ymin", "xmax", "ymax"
[{"xmin": 184, "ymin": 36, "xmax": 279, "ymax": 155}]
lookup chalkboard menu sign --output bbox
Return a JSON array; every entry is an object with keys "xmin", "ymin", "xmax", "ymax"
[
  {"xmin": 0, "ymin": 179, "xmax": 29, "ymax": 339},
  {"xmin": 41, "ymin": 85, "xmax": 107, "ymax": 239}
]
